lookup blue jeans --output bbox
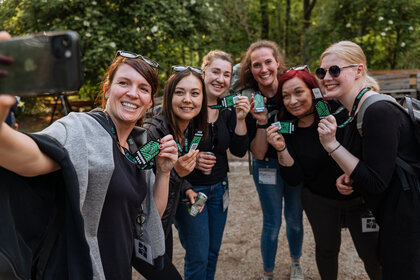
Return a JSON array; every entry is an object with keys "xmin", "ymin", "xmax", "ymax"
[
  {"xmin": 174, "ymin": 178, "xmax": 228, "ymax": 280},
  {"xmin": 252, "ymin": 158, "xmax": 303, "ymax": 273}
]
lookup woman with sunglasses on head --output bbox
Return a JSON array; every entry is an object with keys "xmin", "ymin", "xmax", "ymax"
[
  {"xmin": 316, "ymin": 41, "xmax": 420, "ymax": 279},
  {"xmin": 0, "ymin": 46, "xmax": 178, "ymax": 279},
  {"xmin": 137, "ymin": 65, "xmax": 208, "ymax": 279},
  {"xmin": 266, "ymin": 66, "xmax": 382, "ymax": 280},
  {"xmin": 174, "ymin": 50, "xmax": 250, "ymax": 280},
  {"xmin": 240, "ymin": 40, "xmax": 304, "ymax": 280}
]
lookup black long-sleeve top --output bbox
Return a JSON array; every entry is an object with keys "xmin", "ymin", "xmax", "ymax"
[
  {"xmin": 347, "ymin": 101, "xmax": 420, "ymax": 224},
  {"xmin": 186, "ymin": 107, "xmax": 248, "ymax": 185},
  {"xmin": 278, "ymin": 101, "xmax": 361, "ymax": 200}
]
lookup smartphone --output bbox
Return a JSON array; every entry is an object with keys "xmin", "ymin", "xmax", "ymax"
[{"xmin": 0, "ymin": 30, "xmax": 83, "ymax": 96}]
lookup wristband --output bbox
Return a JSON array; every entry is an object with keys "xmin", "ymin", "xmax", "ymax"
[
  {"xmin": 256, "ymin": 122, "xmax": 269, "ymax": 129},
  {"xmin": 328, "ymin": 143, "xmax": 342, "ymax": 156},
  {"xmin": 276, "ymin": 146, "xmax": 287, "ymax": 153}
]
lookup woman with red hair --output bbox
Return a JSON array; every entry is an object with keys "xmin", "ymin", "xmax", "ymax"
[{"xmin": 266, "ymin": 67, "xmax": 382, "ymax": 280}]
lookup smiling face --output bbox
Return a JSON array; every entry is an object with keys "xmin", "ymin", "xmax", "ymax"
[
  {"xmin": 319, "ymin": 54, "xmax": 359, "ymax": 100},
  {"xmin": 282, "ymin": 76, "xmax": 313, "ymax": 118},
  {"xmin": 204, "ymin": 58, "xmax": 232, "ymax": 99},
  {"xmin": 250, "ymin": 47, "xmax": 280, "ymax": 89},
  {"xmin": 171, "ymin": 73, "xmax": 204, "ymax": 127},
  {"xmin": 105, "ymin": 63, "xmax": 153, "ymax": 126}
]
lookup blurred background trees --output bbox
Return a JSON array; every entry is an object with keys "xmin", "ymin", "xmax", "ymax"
[{"xmin": 1, "ymin": 0, "xmax": 419, "ymax": 99}]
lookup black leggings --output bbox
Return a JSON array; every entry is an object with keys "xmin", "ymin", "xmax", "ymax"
[
  {"xmin": 301, "ymin": 188, "xmax": 382, "ymax": 280},
  {"xmin": 133, "ymin": 229, "xmax": 182, "ymax": 280}
]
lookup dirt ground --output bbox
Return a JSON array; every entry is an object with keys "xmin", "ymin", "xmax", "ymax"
[{"xmin": 19, "ymin": 116, "xmax": 371, "ymax": 280}]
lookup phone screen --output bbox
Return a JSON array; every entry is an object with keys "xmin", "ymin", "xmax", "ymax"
[{"xmin": 0, "ymin": 31, "xmax": 83, "ymax": 96}]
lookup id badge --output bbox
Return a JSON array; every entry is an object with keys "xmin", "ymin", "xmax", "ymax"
[
  {"xmin": 134, "ymin": 238, "xmax": 154, "ymax": 265},
  {"xmin": 361, "ymin": 213, "xmax": 380, "ymax": 233},
  {"xmin": 258, "ymin": 168, "xmax": 277, "ymax": 185},
  {"xmin": 223, "ymin": 188, "xmax": 229, "ymax": 212}
]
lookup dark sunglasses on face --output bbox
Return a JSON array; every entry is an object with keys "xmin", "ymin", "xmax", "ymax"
[
  {"xmin": 114, "ymin": 50, "xmax": 160, "ymax": 69},
  {"xmin": 172, "ymin": 65, "xmax": 204, "ymax": 75},
  {"xmin": 315, "ymin": 64, "xmax": 358, "ymax": 79},
  {"xmin": 286, "ymin": 65, "xmax": 310, "ymax": 73}
]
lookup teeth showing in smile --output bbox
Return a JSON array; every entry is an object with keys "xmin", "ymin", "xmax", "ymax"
[
  {"xmin": 122, "ymin": 102, "xmax": 138, "ymax": 109},
  {"xmin": 261, "ymin": 74, "xmax": 270, "ymax": 79},
  {"xmin": 212, "ymin": 84, "xmax": 223, "ymax": 89}
]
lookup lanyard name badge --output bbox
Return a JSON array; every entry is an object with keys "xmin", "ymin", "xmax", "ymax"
[
  {"xmin": 134, "ymin": 205, "xmax": 154, "ymax": 265},
  {"xmin": 189, "ymin": 130, "xmax": 203, "ymax": 152},
  {"xmin": 209, "ymin": 94, "xmax": 240, "ymax": 110},
  {"xmin": 271, "ymin": 121, "xmax": 295, "ymax": 134},
  {"xmin": 361, "ymin": 210, "xmax": 380, "ymax": 233},
  {"xmin": 312, "ymin": 88, "xmax": 331, "ymax": 119}
]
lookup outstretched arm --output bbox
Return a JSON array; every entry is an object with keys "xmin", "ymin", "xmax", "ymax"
[{"xmin": 0, "ymin": 95, "xmax": 59, "ymax": 176}]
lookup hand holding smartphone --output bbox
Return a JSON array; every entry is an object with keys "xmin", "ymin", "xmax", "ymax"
[{"xmin": 0, "ymin": 30, "xmax": 83, "ymax": 96}]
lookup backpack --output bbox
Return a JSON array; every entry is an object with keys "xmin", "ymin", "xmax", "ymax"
[{"xmin": 356, "ymin": 94, "xmax": 420, "ymax": 192}]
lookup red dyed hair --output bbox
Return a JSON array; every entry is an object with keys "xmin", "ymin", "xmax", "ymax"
[{"xmin": 276, "ymin": 69, "xmax": 322, "ymax": 121}]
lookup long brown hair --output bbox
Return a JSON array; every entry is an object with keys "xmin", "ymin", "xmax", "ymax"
[
  {"xmin": 240, "ymin": 40, "xmax": 286, "ymax": 89},
  {"xmin": 162, "ymin": 69, "xmax": 208, "ymax": 142}
]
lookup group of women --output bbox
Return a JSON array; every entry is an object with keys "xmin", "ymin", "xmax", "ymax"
[{"xmin": 0, "ymin": 29, "xmax": 419, "ymax": 280}]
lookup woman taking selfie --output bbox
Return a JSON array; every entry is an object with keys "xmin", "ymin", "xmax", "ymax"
[
  {"xmin": 317, "ymin": 41, "xmax": 420, "ymax": 279},
  {"xmin": 0, "ymin": 47, "xmax": 178, "ymax": 279},
  {"xmin": 175, "ymin": 50, "xmax": 250, "ymax": 280},
  {"xmin": 240, "ymin": 41, "xmax": 304, "ymax": 280},
  {"xmin": 266, "ymin": 66, "xmax": 382, "ymax": 279},
  {"xmin": 139, "ymin": 65, "xmax": 208, "ymax": 279}
]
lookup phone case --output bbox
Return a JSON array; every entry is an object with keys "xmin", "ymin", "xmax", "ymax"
[{"xmin": 0, "ymin": 30, "xmax": 83, "ymax": 96}]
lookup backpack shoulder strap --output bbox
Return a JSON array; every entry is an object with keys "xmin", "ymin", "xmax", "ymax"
[{"xmin": 356, "ymin": 94, "xmax": 402, "ymax": 137}]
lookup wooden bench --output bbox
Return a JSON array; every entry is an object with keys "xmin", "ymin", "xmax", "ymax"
[{"xmin": 370, "ymin": 69, "xmax": 419, "ymax": 100}]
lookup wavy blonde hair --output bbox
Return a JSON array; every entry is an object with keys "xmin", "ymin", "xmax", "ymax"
[{"xmin": 320, "ymin": 41, "xmax": 379, "ymax": 92}]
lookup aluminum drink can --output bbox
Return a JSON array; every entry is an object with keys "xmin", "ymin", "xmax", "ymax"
[
  {"xmin": 188, "ymin": 192, "xmax": 208, "ymax": 216},
  {"xmin": 202, "ymin": 152, "xmax": 215, "ymax": 175}
]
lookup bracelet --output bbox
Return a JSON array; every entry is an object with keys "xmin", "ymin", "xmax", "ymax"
[
  {"xmin": 276, "ymin": 146, "xmax": 287, "ymax": 153},
  {"xmin": 256, "ymin": 122, "xmax": 269, "ymax": 129},
  {"xmin": 328, "ymin": 143, "xmax": 342, "ymax": 156}
]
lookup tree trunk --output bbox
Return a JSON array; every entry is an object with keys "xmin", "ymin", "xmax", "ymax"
[
  {"xmin": 284, "ymin": 0, "xmax": 290, "ymax": 57},
  {"xmin": 301, "ymin": 0, "xmax": 316, "ymax": 64},
  {"xmin": 260, "ymin": 0, "xmax": 269, "ymax": 39}
]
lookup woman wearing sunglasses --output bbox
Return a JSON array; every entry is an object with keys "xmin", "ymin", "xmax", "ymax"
[
  {"xmin": 266, "ymin": 66, "xmax": 382, "ymax": 279},
  {"xmin": 0, "ymin": 47, "xmax": 178, "ymax": 279},
  {"xmin": 317, "ymin": 41, "xmax": 420, "ymax": 279},
  {"xmin": 174, "ymin": 50, "xmax": 250, "ymax": 280},
  {"xmin": 240, "ymin": 40, "xmax": 304, "ymax": 280},
  {"xmin": 138, "ymin": 65, "xmax": 208, "ymax": 279}
]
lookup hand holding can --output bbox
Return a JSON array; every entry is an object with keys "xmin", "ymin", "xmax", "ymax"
[
  {"xmin": 202, "ymin": 152, "xmax": 215, "ymax": 175},
  {"xmin": 188, "ymin": 192, "xmax": 208, "ymax": 216}
]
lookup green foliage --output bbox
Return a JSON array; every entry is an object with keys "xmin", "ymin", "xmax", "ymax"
[{"xmin": 1, "ymin": 0, "xmax": 420, "ymax": 105}]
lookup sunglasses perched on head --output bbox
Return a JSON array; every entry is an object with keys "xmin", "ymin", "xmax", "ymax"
[
  {"xmin": 114, "ymin": 50, "xmax": 160, "ymax": 69},
  {"xmin": 315, "ymin": 64, "xmax": 358, "ymax": 79},
  {"xmin": 172, "ymin": 65, "xmax": 204, "ymax": 75},
  {"xmin": 286, "ymin": 65, "xmax": 310, "ymax": 73}
]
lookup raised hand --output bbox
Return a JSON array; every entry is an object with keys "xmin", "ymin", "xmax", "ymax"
[
  {"xmin": 317, "ymin": 115, "xmax": 340, "ymax": 153},
  {"xmin": 266, "ymin": 125, "xmax": 286, "ymax": 151},
  {"xmin": 234, "ymin": 95, "xmax": 251, "ymax": 121},
  {"xmin": 174, "ymin": 149, "xmax": 199, "ymax": 177},
  {"xmin": 155, "ymin": 134, "xmax": 178, "ymax": 174}
]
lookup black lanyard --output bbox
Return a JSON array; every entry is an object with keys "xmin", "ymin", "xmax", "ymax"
[
  {"xmin": 337, "ymin": 87, "xmax": 370, "ymax": 128},
  {"xmin": 176, "ymin": 128, "xmax": 189, "ymax": 155},
  {"xmin": 104, "ymin": 113, "xmax": 152, "ymax": 169}
]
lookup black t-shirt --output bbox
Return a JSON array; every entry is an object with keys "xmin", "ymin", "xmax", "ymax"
[
  {"xmin": 186, "ymin": 107, "xmax": 248, "ymax": 186},
  {"xmin": 245, "ymin": 92, "xmax": 278, "ymax": 159},
  {"xmin": 97, "ymin": 142, "xmax": 147, "ymax": 280}
]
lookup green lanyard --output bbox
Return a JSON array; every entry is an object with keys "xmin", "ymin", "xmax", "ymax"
[
  {"xmin": 176, "ymin": 128, "xmax": 189, "ymax": 155},
  {"xmin": 337, "ymin": 87, "xmax": 370, "ymax": 128}
]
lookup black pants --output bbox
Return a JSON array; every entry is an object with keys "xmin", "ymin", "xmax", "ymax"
[
  {"xmin": 133, "ymin": 229, "xmax": 182, "ymax": 280},
  {"xmin": 302, "ymin": 188, "xmax": 382, "ymax": 280}
]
